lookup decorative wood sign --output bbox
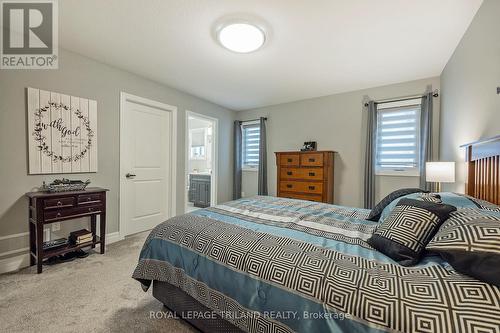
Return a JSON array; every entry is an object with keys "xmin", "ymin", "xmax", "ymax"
[{"xmin": 27, "ymin": 87, "xmax": 98, "ymax": 174}]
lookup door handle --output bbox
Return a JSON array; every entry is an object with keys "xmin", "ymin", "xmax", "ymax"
[{"xmin": 125, "ymin": 173, "xmax": 136, "ymax": 179}]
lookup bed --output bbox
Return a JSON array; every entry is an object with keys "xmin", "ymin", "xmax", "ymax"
[{"xmin": 133, "ymin": 137, "xmax": 500, "ymax": 333}]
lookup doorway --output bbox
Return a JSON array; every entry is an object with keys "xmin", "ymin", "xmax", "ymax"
[
  {"xmin": 185, "ymin": 111, "xmax": 218, "ymax": 213},
  {"xmin": 119, "ymin": 92, "xmax": 177, "ymax": 237}
]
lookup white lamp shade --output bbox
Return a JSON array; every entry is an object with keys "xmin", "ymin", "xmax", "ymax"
[{"xmin": 426, "ymin": 162, "xmax": 455, "ymax": 183}]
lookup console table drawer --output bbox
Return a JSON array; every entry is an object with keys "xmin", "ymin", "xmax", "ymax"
[
  {"xmin": 44, "ymin": 205, "xmax": 103, "ymax": 222},
  {"xmin": 44, "ymin": 197, "xmax": 75, "ymax": 210},
  {"xmin": 77, "ymin": 193, "xmax": 102, "ymax": 205}
]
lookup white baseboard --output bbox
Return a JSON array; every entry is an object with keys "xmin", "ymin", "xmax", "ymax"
[
  {"xmin": 105, "ymin": 231, "xmax": 123, "ymax": 244},
  {"xmin": 0, "ymin": 231, "xmax": 123, "ymax": 275},
  {"xmin": 0, "ymin": 253, "xmax": 31, "ymax": 275}
]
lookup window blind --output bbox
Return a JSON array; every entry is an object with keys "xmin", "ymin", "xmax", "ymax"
[
  {"xmin": 242, "ymin": 123, "xmax": 260, "ymax": 167},
  {"xmin": 376, "ymin": 105, "xmax": 421, "ymax": 172}
]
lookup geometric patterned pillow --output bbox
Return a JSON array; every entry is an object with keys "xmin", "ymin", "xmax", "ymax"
[
  {"xmin": 367, "ymin": 198, "xmax": 456, "ymax": 266},
  {"xmin": 418, "ymin": 193, "xmax": 442, "ymax": 203},
  {"xmin": 427, "ymin": 217, "xmax": 500, "ymax": 286},
  {"xmin": 366, "ymin": 188, "xmax": 428, "ymax": 221}
]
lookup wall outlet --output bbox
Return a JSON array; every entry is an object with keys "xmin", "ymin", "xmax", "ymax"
[
  {"xmin": 52, "ymin": 222, "xmax": 61, "ymax": 232},
  {"xmin": 241, "ymin": 192, "xmax": 245, "ymax": 198},
  {"xmin": 44, "ymin": 228, "xmax": 51, "ymax": 242}
]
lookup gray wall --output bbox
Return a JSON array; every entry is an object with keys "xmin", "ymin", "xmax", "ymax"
[
  {"xmin": 238, "ymin": 77, "xmax": 441, "ymax": 207},
  {"xmin": 0, "ymin": 49, "xmax": 235, "ymax": 258},
  {"xmin": 440, "ymin": 0, "xmax": 500, "ymax": 192}
]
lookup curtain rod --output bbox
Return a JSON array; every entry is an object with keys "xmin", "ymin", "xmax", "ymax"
[
  {"xmin": 240, "ymin": 117, "xmax": 267, "ymax": 123},
  {"xmin": 364, "ymin": 89, "xmax": 439, "ymax": 107}
]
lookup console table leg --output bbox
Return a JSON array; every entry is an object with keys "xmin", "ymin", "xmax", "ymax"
[
  {"xmin": 100, "ymin": 213, "xmax": 106, "ymax": 254},
  {"xmin": 36, "ymin": 223, "xmax": 43, "ymax": 274},
  {"xmin": 90, "ymin": 215, "xmax": 96, "ymax": 249},
  {"xmin": 29, "ymin": 222, "xmax": 35, "ymax": 266}
]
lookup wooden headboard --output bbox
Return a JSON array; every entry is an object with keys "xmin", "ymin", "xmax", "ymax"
[{"xmin": 461, "ymin": 135, "xmax": 500, "ymax": 205}]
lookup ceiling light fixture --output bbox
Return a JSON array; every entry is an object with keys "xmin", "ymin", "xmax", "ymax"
[{"xmin": 217, "ymin": 23, "xmax": 265, "ymax": 53}]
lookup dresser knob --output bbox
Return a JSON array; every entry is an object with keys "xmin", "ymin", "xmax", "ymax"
[
  {"xmin": 57, "ymin": 201, "xmax": 62, "ymax": 206},
  {"xmin": 286, "ymin": 184, "xmax": 292, "ymax": 188},
  {"xmin": 89, "ymin": 207, "xmax": 94, "ymax": 212},
  {"xmin": 56, "ymin": 213, "xmax": 61, "ymax": 217},
  {"xmin": 87, "ymin": 197, "xmax": 91, "ymax": 201},
  {"xmin": 309, "ymin": 158, "xmax": 315, "ymax": 162},
  {"xmin": 287, "ymin": 171, "xmax": 292, "ymax": 175},
  {"xmin": 308, "ymin": 186, "xmax": 315, "ymax": 190},
  {"xmin": 309, "ymin": 172, "xmax": 315, "ymax": 176},
  {"xmin": 287, "ymin": 158, "xmax": 292, "ymax": 162}
]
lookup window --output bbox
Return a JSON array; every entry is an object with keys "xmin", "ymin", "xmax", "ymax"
[
  {"xmin": 375, "ymin": 100, "xmax": 421, "ymax": 176},
  {"xmin": 242, "ymin": 121, "xmax": 260, "ymax": 170},
  {"xmin": 189, "ymin": 128, "xmax": 207, "ymax": 160}
]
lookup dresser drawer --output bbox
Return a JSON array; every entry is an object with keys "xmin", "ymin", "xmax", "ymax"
[
  {"xmin": 44, "ymin": 205, "xmax": 103, "ymax": 222},
  {"xmin": 279, "ymin": 181, "xmax": 323, "ymax": 194},
  {"xmin": 280, "ymin": 168, "xmax": 323, "ymax": 180},
  {"xmin": 77, "ymin": 193, "xmax": 102, "ymax": 205},
  {"xmin": 300, "ymin": 153, "xmax": 324, "ymax": 166},
  {"xmin": 281, "ymin": 192, "xmax": 323, "ymax": 202},
  {"xmin": 279, "ymin": 153, "xmax": 300, "ymax": 166},
  {"xmin": 44, "ymin": 197, "xmax": 75, "ymax": 210}
]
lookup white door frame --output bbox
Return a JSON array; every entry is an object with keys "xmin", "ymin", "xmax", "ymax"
[
  {"xmin": 119, "ymin": 92, "xmax": 177, "ymax": 237},
  {"xmin": 185, "ymin": 110, "xmax": 218, "ymax": 212}
]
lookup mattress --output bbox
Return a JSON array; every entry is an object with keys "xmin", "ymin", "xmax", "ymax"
[{"xmin": 133, "ymin": 195, "xmax": 500, "ymax": 333}]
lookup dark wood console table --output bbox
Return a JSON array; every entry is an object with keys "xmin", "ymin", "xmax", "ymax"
[{"xmin": 26, "ymin": 187, "xmax": 108, "ymax": 273}]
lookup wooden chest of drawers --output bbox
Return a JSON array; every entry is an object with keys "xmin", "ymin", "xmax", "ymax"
[{"xmin": 275, "ymin": 151, "xmax": 335, "ymax": 203}]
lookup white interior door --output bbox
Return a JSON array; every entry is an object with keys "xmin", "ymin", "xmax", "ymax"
[{"xmin": 120, "ymin": 93, "xmax": 176, "ymax": 236}]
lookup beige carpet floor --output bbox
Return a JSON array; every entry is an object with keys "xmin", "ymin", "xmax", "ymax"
[{"xmin": 0, "ymin": 232, "xmax": 196, "ymax": 333}]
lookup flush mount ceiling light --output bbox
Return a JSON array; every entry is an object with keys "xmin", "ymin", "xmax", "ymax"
[{"xmin": 217, "ymin": 23, "xmax": 266, "ymax": 53}]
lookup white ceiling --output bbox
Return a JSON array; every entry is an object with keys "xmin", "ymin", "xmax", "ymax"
[{"xmin": 59, "ymin": 0, "xmax": 483, "ymax": 111}]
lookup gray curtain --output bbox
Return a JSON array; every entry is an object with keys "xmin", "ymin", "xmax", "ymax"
[
  {"xmin": 233, "ymin": 121, "xmax": 242, "ymax": 200},
  {"xmin": 419, "ymin": 92, "xmax": 435, "ymax": 191},
  {"xmin": 258, "ymin": 117, "xmax": 268, "ymax": 195},
  {"xmin": 364, "ymin": 101, "xmax": 377, "ymax": 209}
]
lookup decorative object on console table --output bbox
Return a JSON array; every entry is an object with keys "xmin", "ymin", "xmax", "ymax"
[
  {"xmin": 425, "ymin": 162, "xmax": 455, "ymax": 192},
  {"xmin": 301, "ymin": 141, "xmax": 317, "ymax": 151},
  {"xmin": 275, "ymin": 151, "xmax": 335, "ymax": 203},
  {"xmin": 42, "ymin": 178, "xmax": 91, "ymax": 192},
  {"xmin": 26, "ymin": 187, "xmax": 108, "ymax": 274}
]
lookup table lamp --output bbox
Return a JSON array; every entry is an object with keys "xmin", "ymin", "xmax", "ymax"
[{"xmin": 425, "ymin": 162, "xmax": 455, "ymax": 192}]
